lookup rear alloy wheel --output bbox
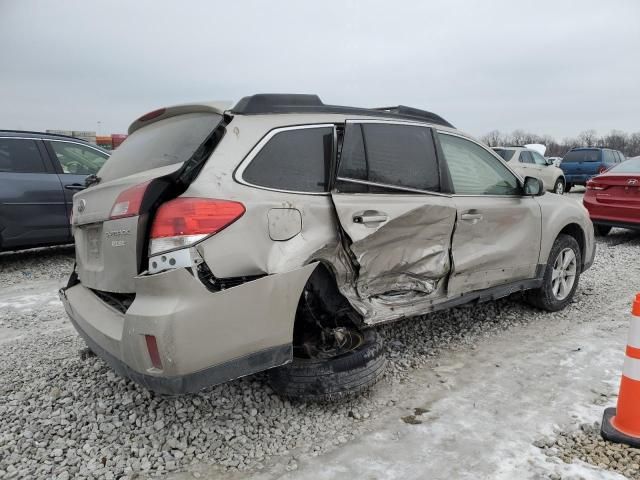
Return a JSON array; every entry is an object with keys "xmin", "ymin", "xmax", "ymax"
[
  {"xmin": 553, "ymin": 178, "xmax": 565, "ymax": 195},
  {"xmin": 526, "ymin": 234, "xmax": 582, "ymax": 311},
  {"xmin": 594, "ymin": 224, "xmax": 612, "ymax": 237},
  {"xmin": 267, "ymin": 328, "xmax": 386, "ymax": 402}
]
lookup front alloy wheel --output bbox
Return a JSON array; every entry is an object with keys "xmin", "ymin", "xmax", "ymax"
[
  {"xmin": 553, "ymin": 179, "xmax": 565, "ymax": 195},
  {"xmin": 526, "ymin": 233, "xmax": 582, "ymax": 311},
  {"xmin": 551, "ymin": 247, "xmax": 577, "ymax": 300}
]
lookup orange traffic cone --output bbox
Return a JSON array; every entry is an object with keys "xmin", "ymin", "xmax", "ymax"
[{"xmin": 601, "ymin": 293, "xmax": 640, "ymax": 447}]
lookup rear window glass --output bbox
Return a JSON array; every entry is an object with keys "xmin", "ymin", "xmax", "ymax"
[
  {"xmin": 98, "ymin": 112, "xmax": 222, "ymax": 181},
  {"xmin": 493, "ymin": 148, "xmax": 515, "ymax": 161},
  {"xmin": 609, "ymin": 158, "xmax": 640, "ymax": 173},
  {"xmin": 0, "ymin": 138, "xmax": 46, "ymax": 173},
  {"xmin": 563, "ymin": 149, "xmax": 601, "ymax": 163},
  {"xmin": 243, "ymin": 126, "xmax": 333, "ymax": 192},
  {"xmin": 337, "ymin": 123, "xmax": 439, "ymax": 193}
]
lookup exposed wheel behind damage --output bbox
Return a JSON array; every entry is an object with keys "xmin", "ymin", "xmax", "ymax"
[{"xmin": 267, "ymin": 329, "xmax": 386, "ymax": 401}]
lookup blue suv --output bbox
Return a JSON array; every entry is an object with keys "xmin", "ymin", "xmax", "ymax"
[
  {"xmin": 561, "ymin": 147, "xmax": 625, "ymax": 192},
  {"xmin": 0, "ymin": 131, "xmax": 110, "ymax": 251}
]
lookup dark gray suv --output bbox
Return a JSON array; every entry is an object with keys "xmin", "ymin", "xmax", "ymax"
[{"xmin": 0, "ymin": 131, "xmax": 110, "ymax": 251}]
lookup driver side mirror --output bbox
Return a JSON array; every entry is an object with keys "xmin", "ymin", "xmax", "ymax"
[
  {"xmin": 545, "ymin": 158, "xmax": 554, "ymax": 166},
  {"xmin": 523, "ymin": 176, "xmax": 544, "ymax": 196}
]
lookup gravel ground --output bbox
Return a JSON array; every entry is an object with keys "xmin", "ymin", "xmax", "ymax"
[
  {"xmin": 0, "ymin": 227, "xmax": 639, "ymax": 479},
  {"xmin": 536, "ymin": 423, "xmax": 640, "ymax": 479}
]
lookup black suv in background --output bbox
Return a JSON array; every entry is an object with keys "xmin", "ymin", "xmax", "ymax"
[{"xmin": 0, "ymin": 131, "xmax": 110, "ymax": 251}]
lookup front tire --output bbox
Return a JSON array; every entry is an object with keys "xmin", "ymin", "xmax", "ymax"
[
  {"xmin": 267, "ymin": 329, "xmax": 386, "ymax": 401},
  {"xmin": 553, "ymin": 178, "xmax": 565, "ymax": 195},
  {"xmin": 526, "ymin": 234, "xmax": 582, "ymax": 312}
]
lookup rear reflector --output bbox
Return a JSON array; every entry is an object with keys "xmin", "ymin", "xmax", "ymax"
[
  {"xmin": 110, "ymin": 181, "xmax": 152, "ymax": 220},
  {"xmin": 586, "ymin": 180, "xmax": 605, "ymax": 191},
  {"xmin": 149, "ymin": 198, "xmax": 245, "ymax": 255},
  {"xmin": 145, "ymin": 334, "xmax": 163, "ymax": 370}
]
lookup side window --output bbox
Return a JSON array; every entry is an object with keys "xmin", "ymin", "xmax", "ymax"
[
  {"xmin": 336, "ymin": 122, "xmax": 439, "ymax": 193},
  {"xmin": 50, "ymin": 142, "xmax": 109, "ymax": 175},
  {"xmin": 531, "ymin": 151, "xmax": 547, "ymax": 166},
  {"xmin": 242, "ymin": 126, "xmax": 333, "ymax": 193},
  {"xmin": 438, "ymin": 133, "xmax": 520, "ymax": 196},
  {"xmin": 519, "ymin": 151, "xmax": 534, "ymax": 164},
  {"xmin": 0, "ymin": 138, "xmax": 47, "ymax": 173},
  {"xmin": 602, "ymin": 150, "xmax": 615, "ymax": 164}
]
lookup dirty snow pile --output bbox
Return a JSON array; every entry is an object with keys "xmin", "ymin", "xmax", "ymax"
[{"xmin": 537, "ymin": 422, "xmax": 640, "ymax": 479}]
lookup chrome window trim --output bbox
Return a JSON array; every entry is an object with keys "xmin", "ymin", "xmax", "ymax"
[
  {"xmin": 436, "ymin": 130, "xmax": 528, "ymax": 198},
  {"xmin": 234, "ymin": 124, "xmax": 335, "ymax": 196},
  {"xmin": 335, "ymin": 177, "xmax": 451, "ymax": 197}
]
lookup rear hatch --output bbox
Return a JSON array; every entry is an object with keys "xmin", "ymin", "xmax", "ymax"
[
  {"xmin": 72, "ymin": 105, "xmax": 227, "ymax": 293},
  {"xmin": 561, "ymin": 149, "xmax": 602, "ymax": 178}
]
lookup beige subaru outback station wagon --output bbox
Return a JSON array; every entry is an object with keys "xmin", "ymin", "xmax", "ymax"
[{"xmin": 60, "ymin": 94, "xmax": 595, "ymax": 400}]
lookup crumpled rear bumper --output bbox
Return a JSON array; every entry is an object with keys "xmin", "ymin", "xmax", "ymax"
[{"xmin": 60, "ymin": 263, "xmax": 316, "ymax": 394}]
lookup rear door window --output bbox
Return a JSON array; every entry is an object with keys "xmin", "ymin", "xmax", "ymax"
[
  {"xmin": 603, "ymin": 150, "xmax": 615, "ymax": 164},
  {"xmin": 519, "ymin": 151, "xmax": 534, "ymax": 164},
  {"xmin": 98, "ymin": 112, "xmax": 222, "ymax": 182},
  {"xmin": 242, "ymin": 126, "xmax": 333, "ymax": 193},
  {"xmin": 49, "ymin": 141, "xmax": 109, "ymax": 175},
  {"xmin": 336, "ymin": 122, "xmax": 440, "ymax": 193},
  {"xmin": 0, "ymin": 138, "xmax": 47, "ymax": 173}
]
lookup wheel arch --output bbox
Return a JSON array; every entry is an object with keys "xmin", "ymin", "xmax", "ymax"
[{"xmin": 557, "ymin": 222, "xmax": 586, "ymax": 267}]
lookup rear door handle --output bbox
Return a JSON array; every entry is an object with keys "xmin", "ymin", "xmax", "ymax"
[
  {"xmin": 461, "ymin": 213, "xmax": 483, "ymax": 222},
  {"xmin": 353, "ymin": 211, "xmax": 388, "ymax": 225},
  {"xmin": 64, "ymin": 184, "xmax": 85, "ymax": 191}
]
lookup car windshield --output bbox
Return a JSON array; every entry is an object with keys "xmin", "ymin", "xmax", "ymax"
[
  {"xmin": 609, "ymin": 158, "xmax": 640, "ymax": 173},
  {"xmin": 493, "ymin": 148, "xmax": 515, "ymax": 161},
  {"xmin": 563, "ymin": 149, "xmax": 601, "ymax": 162}
]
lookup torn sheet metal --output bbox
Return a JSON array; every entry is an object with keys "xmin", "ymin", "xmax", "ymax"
[{"xmin": 314, "ymin": 203, "xmax": 457, "ymax": 325}]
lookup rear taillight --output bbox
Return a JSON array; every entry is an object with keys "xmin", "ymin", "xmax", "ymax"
[
  {"xmin": 586, "ymin": 180, "xmax": 605, "ymax": 191},
  {"xmin": 109, "ymin": 181, "xmax": 152, "ymax": 220},
  {"xmin": 149, "ymin": 198, "xmax": 245, "ymax": 255}
]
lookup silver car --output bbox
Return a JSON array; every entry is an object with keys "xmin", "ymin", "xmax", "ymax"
[
  {"xmin": 60, "ymin": 94, "xmax": 595, "ymax": 400},
  {"xmin": 493, "ymin": 146, "xmax": 566, "ymax": 194}
]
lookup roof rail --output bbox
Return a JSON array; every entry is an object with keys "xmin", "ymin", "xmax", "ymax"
[
  {"xmin": 372, "ymin": 106, "xmax": 454, "ymax": 128},
  {"xmin": 0, "ymin": 129, "xmax": 85, "ymax": 142},
  {"xmin": 230, "ymin": 94, "xmax": 454, "ymax": 128}
]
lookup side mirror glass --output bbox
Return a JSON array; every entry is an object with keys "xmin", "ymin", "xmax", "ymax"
[{"xmin": 523, "ymin": 176, "xmax": 544, "ymax": 196}]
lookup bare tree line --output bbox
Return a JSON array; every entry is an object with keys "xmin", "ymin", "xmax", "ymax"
[{"xmin": 480, "ymin": 129, "xmax": 640, "ymax": 158}]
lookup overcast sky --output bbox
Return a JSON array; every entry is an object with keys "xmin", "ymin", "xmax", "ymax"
[{"xmin": 1, "ymin": 0, "xmax": 638, "ymax": 139}]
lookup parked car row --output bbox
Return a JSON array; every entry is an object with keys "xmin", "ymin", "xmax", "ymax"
[
  {"xmin": 0, "ymin": 131, "xmax": 110, "ymax": 251},
  {"xmin": 57, "ymin": 94, "xmax": 596, "ymax": 401}
]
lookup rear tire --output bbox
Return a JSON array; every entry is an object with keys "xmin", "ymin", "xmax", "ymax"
[
  {"xmin": 526, "ymin": 234, "xmax": 581, "ymax": 312},
  {"xmin": 268, "ymin": 329, "xmax": 386, "ymax": 402},
  {"xmin": 553, "ymin": 178, "xmax": 565, "ymax": 195},
  {"xmin": 594, "ymin": 224, "xmax": 612, "ymax": 237},
  {"xmin": 565, "ymin": 183, "xmax": 573, "ymax": 193}
]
